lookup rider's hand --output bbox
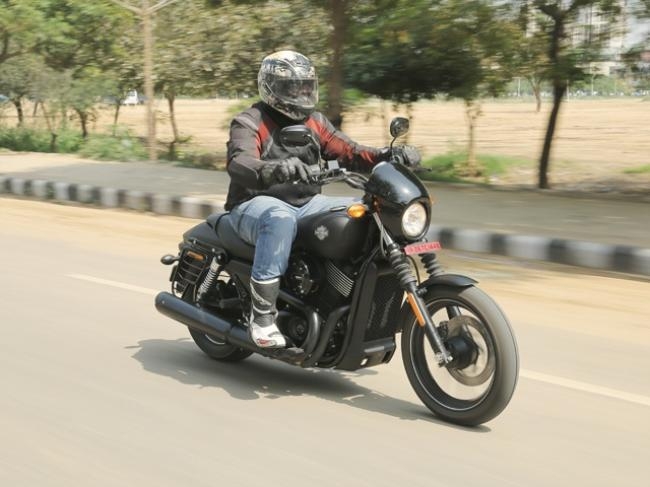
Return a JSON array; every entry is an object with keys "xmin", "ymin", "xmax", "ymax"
[
  {"xmin": 393, "ymin": 145, "xmax": 422, "ymax": 167},
  {"xmin": 260, "ymin": 157, "xmax": 311, "ymax": 186}
]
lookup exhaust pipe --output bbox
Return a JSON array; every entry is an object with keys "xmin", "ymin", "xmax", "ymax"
[{"xmin": 155, "ymin": 292, "xmax": 255, "ymax": 351}]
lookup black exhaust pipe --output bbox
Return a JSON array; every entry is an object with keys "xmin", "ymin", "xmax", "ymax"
[{"xmin": 155, "ymin": 292, "xmax": 255, "ymax": 351}]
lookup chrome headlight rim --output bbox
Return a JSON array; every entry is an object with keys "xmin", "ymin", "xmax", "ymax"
[{"xmin": 401, "ymin": 202, "xmax": 428, "ymax": 240}]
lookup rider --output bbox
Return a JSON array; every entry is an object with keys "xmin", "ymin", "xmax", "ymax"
[{"xmin": 225, "ymin": 50, "xmax": 420, "ymax": 348}]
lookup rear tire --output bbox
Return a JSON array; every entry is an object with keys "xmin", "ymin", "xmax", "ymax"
[
  {"xmin": 188, "ymin": 327, "xmax": 253, "ymax": 362},
  {"xmin": 182, "ymin": 285, "xmax": 252, "ymax": 362},
  {"xmin": 401, "ymin": 285, "xmax": 518, "ymax": 426}
]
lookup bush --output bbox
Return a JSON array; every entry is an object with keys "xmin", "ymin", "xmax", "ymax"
[
  {"xmin": 624, "ymin": 164, "xmax": 650, "ymax": 174},
  {"xmin": 79, "ymin": 131, "xmax": 147, "ymax": 162},
  {"xmin": 0, "ymin": 127, "xmax": 83, "ymax": 153},
  {"xmin": 0, "ymin": 127, "xmax": 49, "ymax": 152},
  {"xmin": 419, "ymin": 152, "xmax": 531, "ymax": 182}
]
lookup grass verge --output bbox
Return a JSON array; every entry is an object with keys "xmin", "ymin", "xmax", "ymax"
[
  {"xmin": 623, "ymin": 164, "xmax": 650, "ymax": 174},
  {"xmin": 418, "ymin": 152, "xmax": 532, "ymax": 182}
]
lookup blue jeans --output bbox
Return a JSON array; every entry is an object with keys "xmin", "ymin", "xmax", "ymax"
[{"xmin": 229, "ymin": 194, "xmax": 354, "ymax": 281}]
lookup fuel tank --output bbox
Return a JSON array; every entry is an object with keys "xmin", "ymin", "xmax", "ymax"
[
  {"xmin": 183, "ymin": 210, "xmax": 369, "ymax": 262},
  {"xmin": 296, "ymin": 208, "xmax": 370, "ymax": 260}
]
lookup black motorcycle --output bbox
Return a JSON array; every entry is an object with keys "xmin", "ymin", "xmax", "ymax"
[{"xmin": 155, "ymin": 118, "xmax": 519, "ymax": 426}]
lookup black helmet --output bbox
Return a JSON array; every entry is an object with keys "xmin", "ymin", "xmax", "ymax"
[{"xmin": 258, "ymin": 50, "xmax": 318, "ymax": 121}]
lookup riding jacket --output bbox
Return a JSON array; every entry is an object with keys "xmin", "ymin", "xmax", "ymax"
[{"xmin": 225, "ymin": 102, "xmax": 389, "ymax": 210}]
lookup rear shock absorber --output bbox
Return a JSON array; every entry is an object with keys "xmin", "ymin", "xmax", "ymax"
[{"xmin": 197, "ymin": 257, "xmax": 220, "ymax": 301}]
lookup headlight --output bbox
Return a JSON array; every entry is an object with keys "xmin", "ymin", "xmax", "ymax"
[{"xmin": 401, "ymin": 202, "xmax": 427, "ymax": 239}]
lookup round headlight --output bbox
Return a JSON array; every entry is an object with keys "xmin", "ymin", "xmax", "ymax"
[{"xmin": 401, "ymin": 202, "xmax": 427, "ymax": 239}]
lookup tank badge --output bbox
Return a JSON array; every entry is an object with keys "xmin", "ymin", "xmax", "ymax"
[{"xmin": 314, "ymin": 225, "xmax": 329, "ymax": 241}]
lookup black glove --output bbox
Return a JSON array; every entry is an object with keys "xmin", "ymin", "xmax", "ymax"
[
  {"xmin": 260, "ymin": 157, "xmax": 311, "ymax": 186},
  {"xmin": 393, "ymin": 145, "xmax": 421, "ymax": 167}
]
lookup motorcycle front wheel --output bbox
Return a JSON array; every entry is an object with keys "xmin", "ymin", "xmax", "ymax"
[{"xmin": 401, "ymin": 285, "xmax": 519, "ymax": 426}]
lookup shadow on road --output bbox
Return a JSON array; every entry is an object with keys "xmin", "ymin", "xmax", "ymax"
[{"xmin": 128, "ymin": 337, "xmax": 490, "ymax": 432}]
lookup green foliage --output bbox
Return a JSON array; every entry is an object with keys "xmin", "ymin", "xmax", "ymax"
[
  {"xmin": 419, "ymin": 151, "xmax": 531, "ymax": 182},
  {"xmin": 346, "ymin": 0, "xmax": 519, "ymax": 103},
  {"xmin": 78, "ymin": 129, "xmax": 146, "ymax": 162},
  {"xmin": 624, "ymin": 164, "xmax": 650, "ymax": 174},
  {"xmin": 204, "ymin": 0, "xmax": 330, "ymax": 98},
  {"xmin": 0, "ymin": 126, "xmax": 82, "ymax": 152},
  {"xmin": 0, "ymin": 0, "xmax": 47, "ymax": 64}
]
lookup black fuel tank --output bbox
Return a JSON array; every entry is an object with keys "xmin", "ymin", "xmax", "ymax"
[{"xmin": 296, "ymin": 209, "xmax": 370, "ymax": 260}]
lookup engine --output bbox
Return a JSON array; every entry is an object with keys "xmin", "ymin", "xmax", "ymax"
[{"xmin": 286, "ymin": 255, "xmax": 322, "ymax": 297}]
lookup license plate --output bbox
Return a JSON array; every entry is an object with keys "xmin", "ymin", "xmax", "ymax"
[{"xmin": 404, "ymin": 241, "xmax": 442, "ymax": 255}]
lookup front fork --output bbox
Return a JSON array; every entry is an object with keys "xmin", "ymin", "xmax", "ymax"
[{"xmin": 375, "ymin": 217, "xmax": 453, "ymax": 365}]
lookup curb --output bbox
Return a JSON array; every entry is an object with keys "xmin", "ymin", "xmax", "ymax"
[
  {"xmin": 0, "ymin": 175, "xmax": 223, "ymax": 219},
  {"xmin": 426, "ymin": 226, "xmax": 650, "ymax": 277},
  {"xmin": 3, "ymin": 175, "xmax": 649, "ymax": 277}
]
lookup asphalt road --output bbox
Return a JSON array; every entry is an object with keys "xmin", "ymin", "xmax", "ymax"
[{"xmin": 1, "ymin": 198, "xmax": 649, "ymax": 487}]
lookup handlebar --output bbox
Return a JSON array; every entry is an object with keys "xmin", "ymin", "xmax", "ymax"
[{"xmin": 308, "ymin": 163, "xmax": 368, "ymax": 191}]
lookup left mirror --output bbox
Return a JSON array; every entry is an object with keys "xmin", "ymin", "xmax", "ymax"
[{"xmin": 389, "ymin": 117, "xmax": 409, "ymax": 138}]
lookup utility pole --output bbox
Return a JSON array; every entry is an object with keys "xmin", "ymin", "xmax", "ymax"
[{"xmin": 111, "ymin": 0, "xmax": 179, "ymax": 161}]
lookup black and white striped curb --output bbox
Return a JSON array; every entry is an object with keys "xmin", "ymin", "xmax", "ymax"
[
  {"xmin": 426, "ymin": 226, "xmax": 650, "ymax": 277},
  {"xmin": 0, "ymin": 176, "xmax": 225, "ymax": 219},
  {"xmin": 3, "ymin": 175, "xmax": 649, "ymax": 276}
]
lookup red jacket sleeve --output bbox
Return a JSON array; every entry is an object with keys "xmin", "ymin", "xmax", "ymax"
[{"xmin": 306, "ymin": 113, "xmax": 389, "ymax": 171}]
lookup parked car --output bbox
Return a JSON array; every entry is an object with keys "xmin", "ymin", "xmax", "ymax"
[{"xmin": 122, "ymin": 90, "xmax": 145, "ymax": 106}]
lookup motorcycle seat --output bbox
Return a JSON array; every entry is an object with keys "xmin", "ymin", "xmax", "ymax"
[{"xmin": 213, "ymin": 213, "xmax": 256, "ymax": 261}]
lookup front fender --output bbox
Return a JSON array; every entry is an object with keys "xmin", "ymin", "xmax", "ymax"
[{"xmin": 418, "ymin": 274, "xmax": 477, "ymax": 292}]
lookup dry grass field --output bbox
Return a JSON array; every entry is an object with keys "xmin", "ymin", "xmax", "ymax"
[{"xmin": 97, "ymin": 97, "xmax": 650, "ymax": 192}]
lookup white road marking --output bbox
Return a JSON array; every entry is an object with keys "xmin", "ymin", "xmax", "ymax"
[
  {"xmin": 520, "ymin": 369, "xmax": 650, "ymax": 407},
  {"xmin": 67, "ymin": 273, "xmax": 158, "ymax": 296},
  {"xmin": 68, "ymin": 273, "xmax": 650, "ymax": 408}
]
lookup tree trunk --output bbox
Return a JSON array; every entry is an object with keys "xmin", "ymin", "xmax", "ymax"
[
  {"xmin": 326, "ymin": 0, "xmax": 347, "ymax": 129},
  {"xmin": 112, "ymin": 102, "xmax": 121, "ymax": 135},
  {"xmin": 167, "ymin": 92, "xmax": 179, "ymax": 160},
  {"xmin": 538, "ymin": 12, "xmax": 565, "ymax": 189},
  {"xmin": 40, "ymin": 103, "xmax": 58, "ymax": 152},
  {"xmin": 12, "ymin": 98, "xmax": 24, "ymax": 126},
  {"xmin": 75, "ymin": 108, "xmax": 89, "ymax": 138},
  {"xmin": 462, "ymin": 99, "xmax": 482, "ymax": 177},
  {"xmin": 529, "ymin": 79, "xmax": 542, "ymax": 112},
  {"xmin": 538, "ymin": 83, "xmax": 566, "ymax": 189}
]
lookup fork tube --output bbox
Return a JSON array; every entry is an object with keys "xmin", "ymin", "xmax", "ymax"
[{"xmin": 374, "ymin": 216, "xmax": 453, "ymax": 365}]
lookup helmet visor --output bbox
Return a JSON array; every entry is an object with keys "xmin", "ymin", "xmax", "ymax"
[{"xmin": 272, "ymin": 78, "xmax": 318, "ymax": 109}]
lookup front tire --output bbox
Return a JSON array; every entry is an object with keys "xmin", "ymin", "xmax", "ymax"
[{"xmin": 401, "ymin": 285, "xmax": 518, "ymax": 426}]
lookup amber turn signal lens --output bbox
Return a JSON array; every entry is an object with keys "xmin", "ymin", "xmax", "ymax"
[{"xmin": 346, "ymin": 204, "xmax": 367, "ymax": 219}]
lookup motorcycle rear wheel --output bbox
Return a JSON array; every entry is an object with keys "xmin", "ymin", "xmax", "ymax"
[
  {"xmin": 401, "ymin": 285, "xmax": 518, "ymax": 426},
  {"xmin": 188, "ymin": 327, "xmax": 253, "ymax": 362},
  {"xmin": 183, "ymin": 285, "xmax": 253, "ymax": 362}
]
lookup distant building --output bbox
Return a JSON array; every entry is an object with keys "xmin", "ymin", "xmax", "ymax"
[{"xmin": 570, "ymin": 0, "xmax": 649, "ymax": 75}]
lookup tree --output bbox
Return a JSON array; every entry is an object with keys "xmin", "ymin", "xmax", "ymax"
[
  {"xmin": 205, "ymin": 0, "xmax": 329, "ymax": 97},
  {"xmin": 531, "ymin": 0, "xmax": 620, "ymax": 189},
  {"xmin": 347, "ymin": 0, "xmax": 518, "ymax": 175},
  {"xmin": 36, "ymin": 0, "xmax": 133, "ymax": 137},
  {"xmin": 110, "ymin": 0, "xmax": 182, "ymax": 160},
  {"xmin": 0, "ymin": 55, "xmax": 45, "ymax": 125},
  {"xmin": 0, "ymin": 0, "xmax": 47, "ymax": 65},
  {"xmin": 509, "ymin": 1, "xmax": 549, "ymax": 112},
  {"xmin": 154, "ymin": 0, "xmax": 217, "ymax": 158}
]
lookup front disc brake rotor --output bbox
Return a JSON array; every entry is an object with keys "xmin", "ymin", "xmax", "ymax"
[{"xmin": 445, "ymin": 315, "xmax": 495, "ymax": 386}]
